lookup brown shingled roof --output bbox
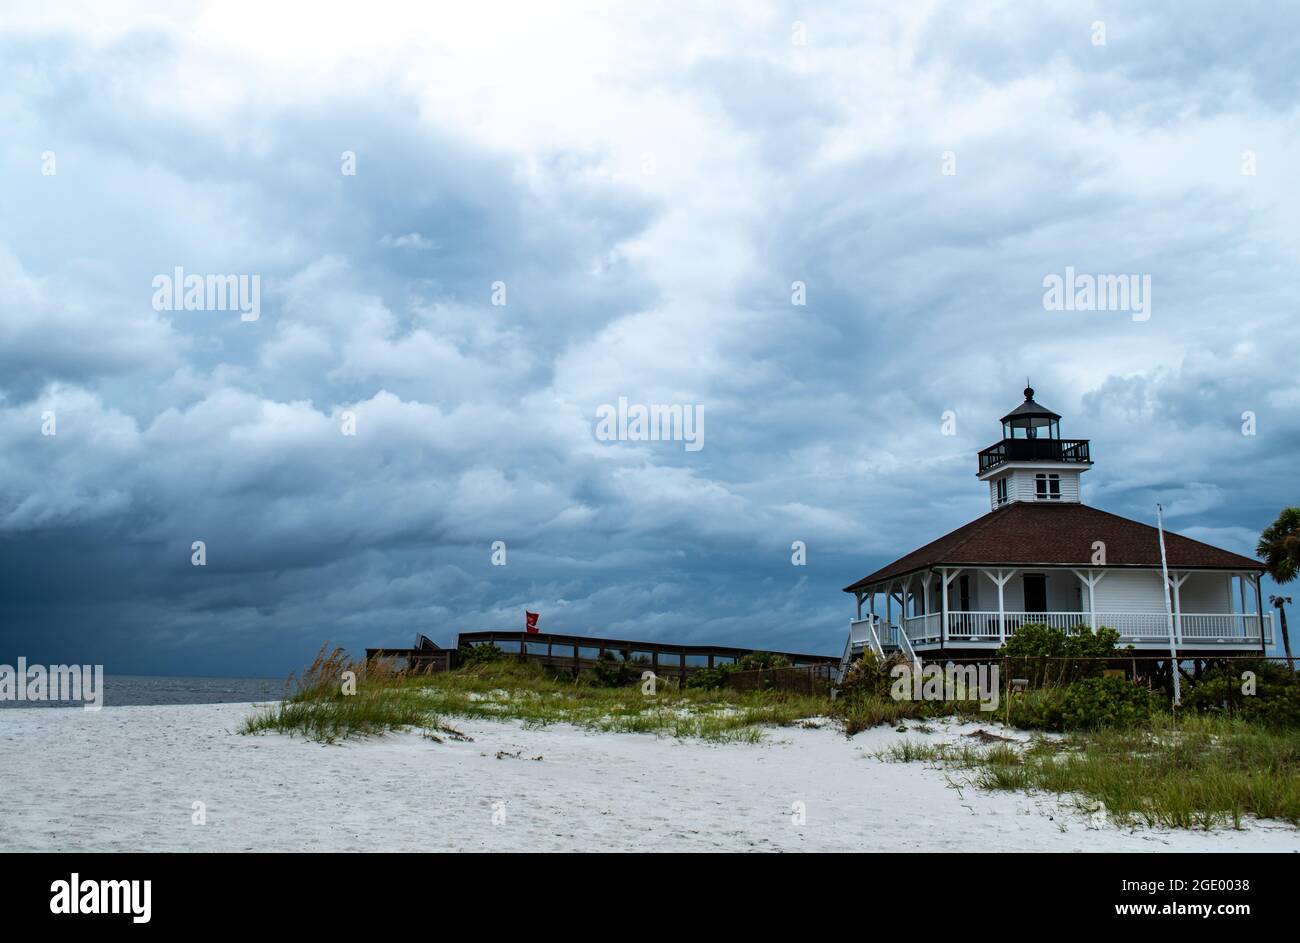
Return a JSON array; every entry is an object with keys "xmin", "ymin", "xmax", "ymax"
[{"xmin": 843, "ymin": 503, "xmax": 1263, "ymax": 592}]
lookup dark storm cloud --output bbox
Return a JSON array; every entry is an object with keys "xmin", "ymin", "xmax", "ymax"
[{"xmin": 1, "ymin": 3, "xmax": 1297, "ymax": 674}]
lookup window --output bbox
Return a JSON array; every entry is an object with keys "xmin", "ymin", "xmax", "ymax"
[
  {"xmin": 1035, "ymin": 473, "xmax": 1061, "ymax": 500},
  {"xmin": 995, "ymin": 478, "xmax": 1009, "ymax": 505}
]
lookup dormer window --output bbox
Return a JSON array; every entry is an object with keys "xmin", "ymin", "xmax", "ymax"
[{"xmin": 1035, "ymin": 473, "xmax": 1061, "ymax": 500}]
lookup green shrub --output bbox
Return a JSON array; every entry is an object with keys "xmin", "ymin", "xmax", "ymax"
[
  {"xmin": 736, "ymin": 651, "xmax": 792, "ymax": 671},
  {"xmin": 832, "ymin": 652, "xmax": 994, "ymax": 733},
  {"xmin": 592, "ymin": 651, "xmax": 645, "ymax": 687},
  {"xmin": 1239, "ymin": 685, "xmax": 1300, "ymax": 727},
  {"xmin": 1007, "ymin": 677, "xmax": 1158, "ymax": 731},
  {"xmin": 684, "ymin": 666, "xmax": 730, "ymax": 690},
  {"xmin": 836, "ymin": 649, "xmax": 908, "ymax": 701},
  {"xmin": 1058, "ymin": 676, "xmax": 1159, "ymax": 730},
  {"xmin": 683, "ymin": 651, "xmax": 794, "ymax": 690},
  {"xmin": 998, "ymin": 623, "xmax": 1128, "ymax": 686},
  {"xmin": 1006, "ymin": 686, "xmax": 1067, "ymax": 731},
  {"xmin": 457, "ymin": 641, "xmax": 508, "ymax": 666},
  {"xmin": 1185, "ymin": 660, "xmax": 1300, "ymax": 727}
]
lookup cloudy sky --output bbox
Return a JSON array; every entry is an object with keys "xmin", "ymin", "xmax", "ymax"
[{"xmin": 2, "ymin": 2, "xmax": 1297, "ymax": 676}]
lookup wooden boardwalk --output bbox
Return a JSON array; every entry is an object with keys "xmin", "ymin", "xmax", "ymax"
[{"xmin": 367, "ymin": 629, "xmax": 837, "ymax": 681}]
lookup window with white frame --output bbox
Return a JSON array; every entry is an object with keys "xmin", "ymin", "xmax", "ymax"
[
  {"xmin": 1035, "ymin": 473, "xmax": 1061, "ymax": 500},
  {"xmin": 995, "ymin": 478, "xmax": 1009, "ymax": 506}
]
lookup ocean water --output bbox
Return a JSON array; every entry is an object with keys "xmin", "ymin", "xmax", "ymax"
[{"xmin": 0, "ymin": 674, "xmax": 284, "ymax": 709}]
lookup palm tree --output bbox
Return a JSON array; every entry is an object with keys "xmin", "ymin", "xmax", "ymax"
[
  {"xmin": 1271, "ymin": 595, "xmax": 1293, "ymax": 670},
  {"xmin": 1257, "ymin": 507, "xmax": 1299, "ymax": 669}
]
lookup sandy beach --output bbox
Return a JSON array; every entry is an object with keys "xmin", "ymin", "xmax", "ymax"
[{"xmin": 1, "ymin": 702, "xmax": 1297, "ymax": 852}]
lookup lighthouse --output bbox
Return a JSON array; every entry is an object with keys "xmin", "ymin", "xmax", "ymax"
[
  {"xmin": 977, "ymin": 386, "xmax": 1092, "ymax": 509},
  {"xmin": 840, "ymin": 387, "xmax": 1270, "ymax": 666}
]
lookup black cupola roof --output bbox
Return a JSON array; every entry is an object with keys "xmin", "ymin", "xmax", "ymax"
[
  {"xmin": 999, "ymin": 386, "xmax": 1061, "ymax": 423},
  {"xmin": 979, "ymin": 385, "xmax": 1090, "ymax": 473}
]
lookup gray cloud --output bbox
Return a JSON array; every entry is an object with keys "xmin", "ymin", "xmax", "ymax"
[{"xmin": 1, "ymin": 3, "xmax": 1297, "ymax": 675}]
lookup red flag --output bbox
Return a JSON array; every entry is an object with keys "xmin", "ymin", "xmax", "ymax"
[{"xmin": 525, "ymin": 611, "xmax": 539, "ymax": 634}]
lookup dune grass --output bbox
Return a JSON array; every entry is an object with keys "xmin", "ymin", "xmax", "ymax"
[
  {"xmin": 238, "ymin": 647, "xmax": 463, "ymax": 744},
  {"xmin": 876, "ymin": 715, "xmax": 1300, "ymax": 829},
  {"xmin": 243, "ymin": 649, "xmax": 1299, "ymax": 830},
  {"xmin": 834, "ymin": 692, "xmax": 994, "ymax": 735},
  {"xmin": 240, "ymin": 647, "xmax": 828, "ymax": 744}
]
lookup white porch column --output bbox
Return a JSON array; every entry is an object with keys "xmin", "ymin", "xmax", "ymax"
[
  {"xmin": 997, "ymin": 575, "xmax": 1006, "ymax": 642},
  {"xmin": 1239, "ymin": 573, "xmax": 1250, "ymax": 639},
  {"xmin": 941, "ymin": 568, "xmax": 959, "ymax": 646},
  {"xmin": 1167, "ymin": 571, "xmax": 1189, "ymax": 644},
  {"xmin": 1088, "ymin": 575, "xmax": 1096, "ymax": 630},
  {"xmin": 1071, "ymin": 569, "xmax": 1105, "ymax": 632},
  {"xmin": 896, "ymin": 575, "xmax": 912, "ymax": 639},
  {"xmin": 1252, "ymin": 573, "xmax": 1267, "ymax": 654},
  {"xmin": 982, "ymin": 569, "xmax": 1016, "ymax": 642},
  {"xmin": 855, "ymin": 592, "xmax": 864, "ymax": 620},
  {"xmin": 920, "ymin": 576, "xmax": 932, "ymax": 637},
  {"xmin": 885, "ymin": 582, "xmax": 893, "ymax": 639}
]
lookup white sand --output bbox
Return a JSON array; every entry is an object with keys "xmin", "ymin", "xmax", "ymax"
[{"xmin": 1, "ymin": 702, "xmax": 1297, "ymax": 852}]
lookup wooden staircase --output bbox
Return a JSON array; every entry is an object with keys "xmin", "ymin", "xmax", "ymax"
[{"xmin": 837, "ymin": 615, "xmax": 920, "ymax": 683}]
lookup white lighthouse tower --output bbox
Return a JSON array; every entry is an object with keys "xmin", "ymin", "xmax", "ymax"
[{"xmin": 976, "ymin": 386, "xmax": 1093, "ymax": 510}]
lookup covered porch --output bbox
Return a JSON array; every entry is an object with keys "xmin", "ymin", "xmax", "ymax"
[{"xmin": 850, "ymin": 566, "xmax": 1273, "ymax": 653}]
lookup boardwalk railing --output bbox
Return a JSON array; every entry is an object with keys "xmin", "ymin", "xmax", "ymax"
[{"xmin": 370, "ymin": 630, "xmax": 838, "ymax": 679}]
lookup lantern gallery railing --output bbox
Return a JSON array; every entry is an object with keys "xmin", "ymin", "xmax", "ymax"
[
  {"xmin": 858, "ymin": 611, "xmax": 1273, "ymax": 649},
  {"xmin": 977, "ymin": 437, "xmax": 1091, "ymax": 473}
]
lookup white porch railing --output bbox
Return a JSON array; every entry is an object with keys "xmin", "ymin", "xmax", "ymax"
[
  {"xmin": 934, "ymin": 611, "xmax": 1273, "ymax": 645},
  {"xmin": 842, "ymin": 616, "xmax": 918, "ymax": 678},
  {"xmin": 945, "ymin": 611, "xmax": 1087, "ymax": 638},
  {"xmin": 896, "ymin": 626, "xmax": 922, "ymax": 672},
  {"xmin": 1094, "ymin": 612, "xmax": 1167, "ymax": 638},
  {"xmin": 1018, "ymin": 612, "xmax": 1088, "ymax": 632},
  {"xmin": 903, "ymin": 613, "xmax": 942, "ymax": 643},
  {"xmin": 842, "ymin": 618, "xmax": 880, "ymax": 678},
  {"xmin": 847, "ymin": 618, "xmax": 882, "ymax": 659},
  {"xmin": 945, "ymin": 611, "xmax": 1001, "ymax": 640},
  {"xmin": 1180, "ymin": 613, "xmax": 1272, "ymax": 642}
]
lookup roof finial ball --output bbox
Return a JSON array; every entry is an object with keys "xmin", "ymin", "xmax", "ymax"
[{"xmin": 1024, "ymin": 380, "xmax": 1034, "ymax": 401}]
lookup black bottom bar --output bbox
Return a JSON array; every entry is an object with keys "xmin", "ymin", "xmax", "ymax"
[{"xmin": 2, "ymin": 852, "xmax": 1284, "ymax": 929}]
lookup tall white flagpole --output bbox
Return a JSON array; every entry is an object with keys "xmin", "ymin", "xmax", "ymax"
[{"xmin": 1156, "ymin": 504, "xmax": 1181, "ymax": 706}]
